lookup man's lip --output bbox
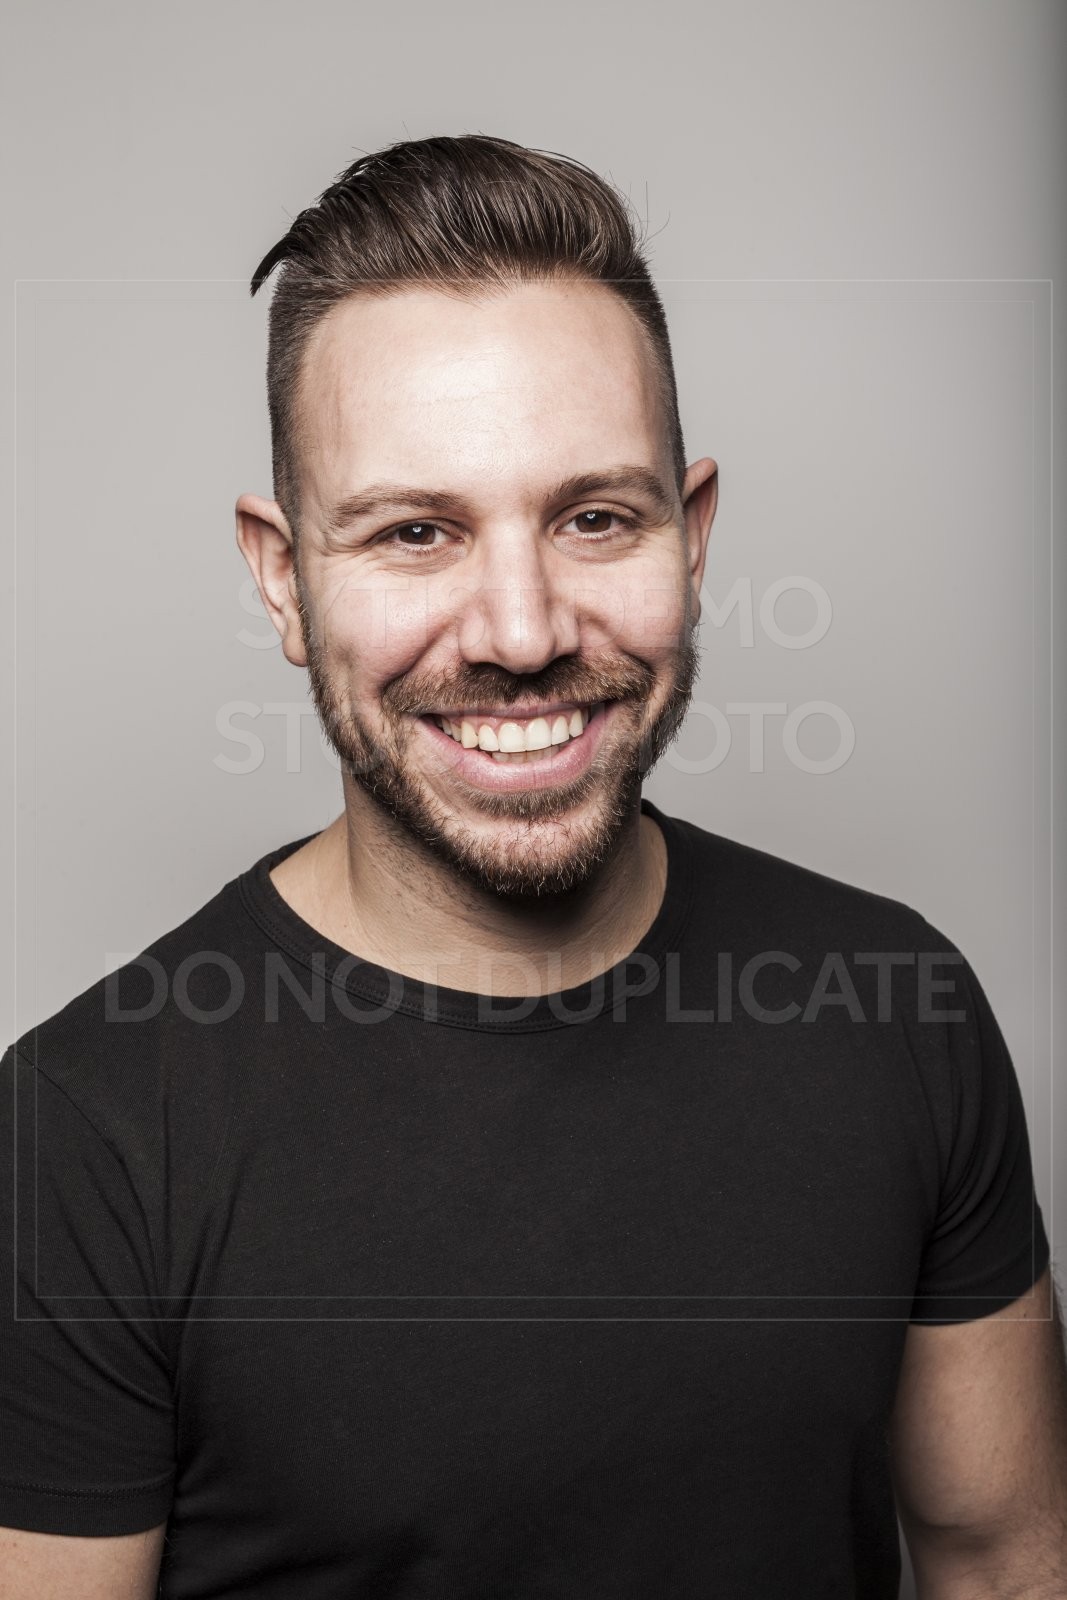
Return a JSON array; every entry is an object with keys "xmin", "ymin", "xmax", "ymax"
[{"xmin": 418, "ymin": 698, "xmax": 608, "ymax": 730}]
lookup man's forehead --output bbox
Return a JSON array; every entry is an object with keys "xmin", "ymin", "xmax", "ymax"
[
  {"xmin": 301, "ymin": 280, "xmax": 659, "ymax": 411},
  {"xmin": 297, "ymin": 281, "xmax": 668, "ymax": 506}
]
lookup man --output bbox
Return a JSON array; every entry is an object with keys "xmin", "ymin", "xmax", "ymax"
[{"xmin": 2, "ymin": 134, "xmax": 1065, "ymax": 1598}]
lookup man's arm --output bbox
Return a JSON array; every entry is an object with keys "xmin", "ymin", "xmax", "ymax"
[
  {"xmin": 888, "ymin": 1265, "xmax": 1067, "ymax": 1598},
  {"xmin": 0, "ymin": 1523, "xmax": 166, "ymax": 1599}
]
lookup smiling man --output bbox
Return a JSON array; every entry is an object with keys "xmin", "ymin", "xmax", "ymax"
[
  {"xmin": 244, "ymin": 271, "xmax": 712, "ymax": 992},
  {"xmin": 2, "ymin": 135, "xmax": 1065, "ymax": 1599}
]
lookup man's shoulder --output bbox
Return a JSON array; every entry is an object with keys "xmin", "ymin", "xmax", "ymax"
[
  {"xmin": 5, "ymin": 845, "xmax": 272, "ymax": 1109},
  {"xmin": 668, "ymin": 807, "xmax": 949, "ymax": 954}
]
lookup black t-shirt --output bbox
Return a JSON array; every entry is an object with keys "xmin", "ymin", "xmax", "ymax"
[{"xmin": 0, "ymin": 799, "xmax": 1049, "ymax": 1598}]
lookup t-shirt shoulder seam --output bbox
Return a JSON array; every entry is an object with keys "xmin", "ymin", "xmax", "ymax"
[
  {"xmin": 10, "ymin": 1044, "xmax": 171, "ymax": 1310},
  {"xmin": 13, "ymin": 1045, "xmax": 129, "ymax": 1158}
]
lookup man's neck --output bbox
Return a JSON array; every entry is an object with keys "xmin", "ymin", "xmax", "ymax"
[{"xmin": 269, "ymin": 795, "xmax": 667, "ymax": 998}]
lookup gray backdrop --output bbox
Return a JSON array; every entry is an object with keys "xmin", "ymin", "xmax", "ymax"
[{"xmin": 3, "ymin": 3, "xmax": 1064, "ymax": 1593}]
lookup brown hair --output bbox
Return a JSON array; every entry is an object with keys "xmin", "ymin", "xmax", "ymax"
[{"xmin": 250, "ymin": 134, "xmax": 686, "ymax": 541}]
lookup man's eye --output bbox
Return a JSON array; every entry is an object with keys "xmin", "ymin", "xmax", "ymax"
[
  {"xmin": 378, "ymin": 511, "xmax": 634, "ymax": 553},
  {"xmin": 382, "ymin": 522, "xmax": 448, "ymax": 551},
  {"xmin": 565, "ymin": 509, "xmax": 636, "ymax": 538}
]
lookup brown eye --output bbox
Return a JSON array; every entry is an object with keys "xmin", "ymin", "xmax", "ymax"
[
  {"xmin": 395, "ymin": 522, "xmax": 438, "ymax": 546},
  {"xmin": 565, "ymin": 508, "xmax": 635, "ymax": 540},
  {"xmin": 577, "ymin": 510, "xmax": 615, "ymax": 534}
]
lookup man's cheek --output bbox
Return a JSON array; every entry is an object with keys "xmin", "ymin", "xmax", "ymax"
[
  {"xmin": 567, "ymin": 586, "xmax": 629, "ymax": 649},
  {"xmin": 319, "ymin": 574, "xmax": 435, "ymax": 659},
  {"xmin": 629, "ymin": 583, "xmax": 688, "ymax": 651}
]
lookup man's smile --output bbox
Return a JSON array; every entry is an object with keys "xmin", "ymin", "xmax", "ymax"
[
  {"xmin": 426, "ymin": 700, "xmax": 601, "ymax": 753},
  {"xmin": 417, "ymin": 700, "xmax": 616, "ymax": 787}
]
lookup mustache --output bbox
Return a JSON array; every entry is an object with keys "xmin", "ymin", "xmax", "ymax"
[{"xmin": 382, "ymin": 654, "xmax": 660, "ymax": 718}]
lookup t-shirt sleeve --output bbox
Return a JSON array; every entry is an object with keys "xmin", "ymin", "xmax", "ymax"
[
  {"xmin": 906, "ymin": 926, "xmax": 1050, "ymax": 1324},
  {"xmin": 0, "ymin": 1044, "xmax": 176, "ymax": 1534}
]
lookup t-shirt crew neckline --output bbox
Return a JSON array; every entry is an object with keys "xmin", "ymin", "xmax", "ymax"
[{"xmin": 237, "ymin": 796, "xmax": 695, "ymax": 1033}]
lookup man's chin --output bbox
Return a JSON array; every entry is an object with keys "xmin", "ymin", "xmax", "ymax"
[
  {"xmin": 362, "ymin": 766, "xmax": 641, "ymax": 900},
  {"xmin": 430, "ymin": 809, "xmax": 631, "ymax": 899}
]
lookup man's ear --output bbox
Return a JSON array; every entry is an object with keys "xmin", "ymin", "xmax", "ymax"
[
  {"xmin": 234, "ymin": 493, "xmax": 307, "ymax": 668},
  {"xmin": 680, "ymin": 458, "xmax": 718, "ymax": 624}
]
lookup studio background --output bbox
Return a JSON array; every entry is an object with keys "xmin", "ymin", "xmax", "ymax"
[{"xmin": 3, "ymin": 5, "xmax": 1064, "ymax": 1593}]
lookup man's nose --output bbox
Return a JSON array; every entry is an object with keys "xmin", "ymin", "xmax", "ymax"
[{"xmin": 453, "ymin": 533, "xmax": 580, "ymax": 674}]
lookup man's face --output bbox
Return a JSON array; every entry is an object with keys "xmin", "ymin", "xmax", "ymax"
[{"xmin": 270, "ymin": 280, "xmax": 715, "ymax": 897}]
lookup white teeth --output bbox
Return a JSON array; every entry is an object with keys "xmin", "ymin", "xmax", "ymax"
[{"xmin": 434, "ymin": 705, "xmax": 599, "ymax": 753}]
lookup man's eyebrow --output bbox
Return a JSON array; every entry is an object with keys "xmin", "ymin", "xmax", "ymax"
[{"xmin": 322, "ymin": 466, "xmax": 678, "ymax": 535}]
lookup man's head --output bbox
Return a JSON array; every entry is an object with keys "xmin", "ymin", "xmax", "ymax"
[{"xmin": 237, "ymin": 135, "xmax": 717, "ymax": 898}]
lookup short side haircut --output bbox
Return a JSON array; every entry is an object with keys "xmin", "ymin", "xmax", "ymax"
[{"xmin": 250, "ymin": 134, "xmax": 687, "ymax": 540}]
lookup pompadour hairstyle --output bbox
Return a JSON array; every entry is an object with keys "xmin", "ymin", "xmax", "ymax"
[{"xmin": 250, "ymin": 134, "xmax": 686, "ymax": 541}]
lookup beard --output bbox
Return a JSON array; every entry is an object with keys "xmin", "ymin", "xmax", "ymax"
[{"xmin": 298, "ymin": 581, "xmax": 700, "ymax": 899}]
